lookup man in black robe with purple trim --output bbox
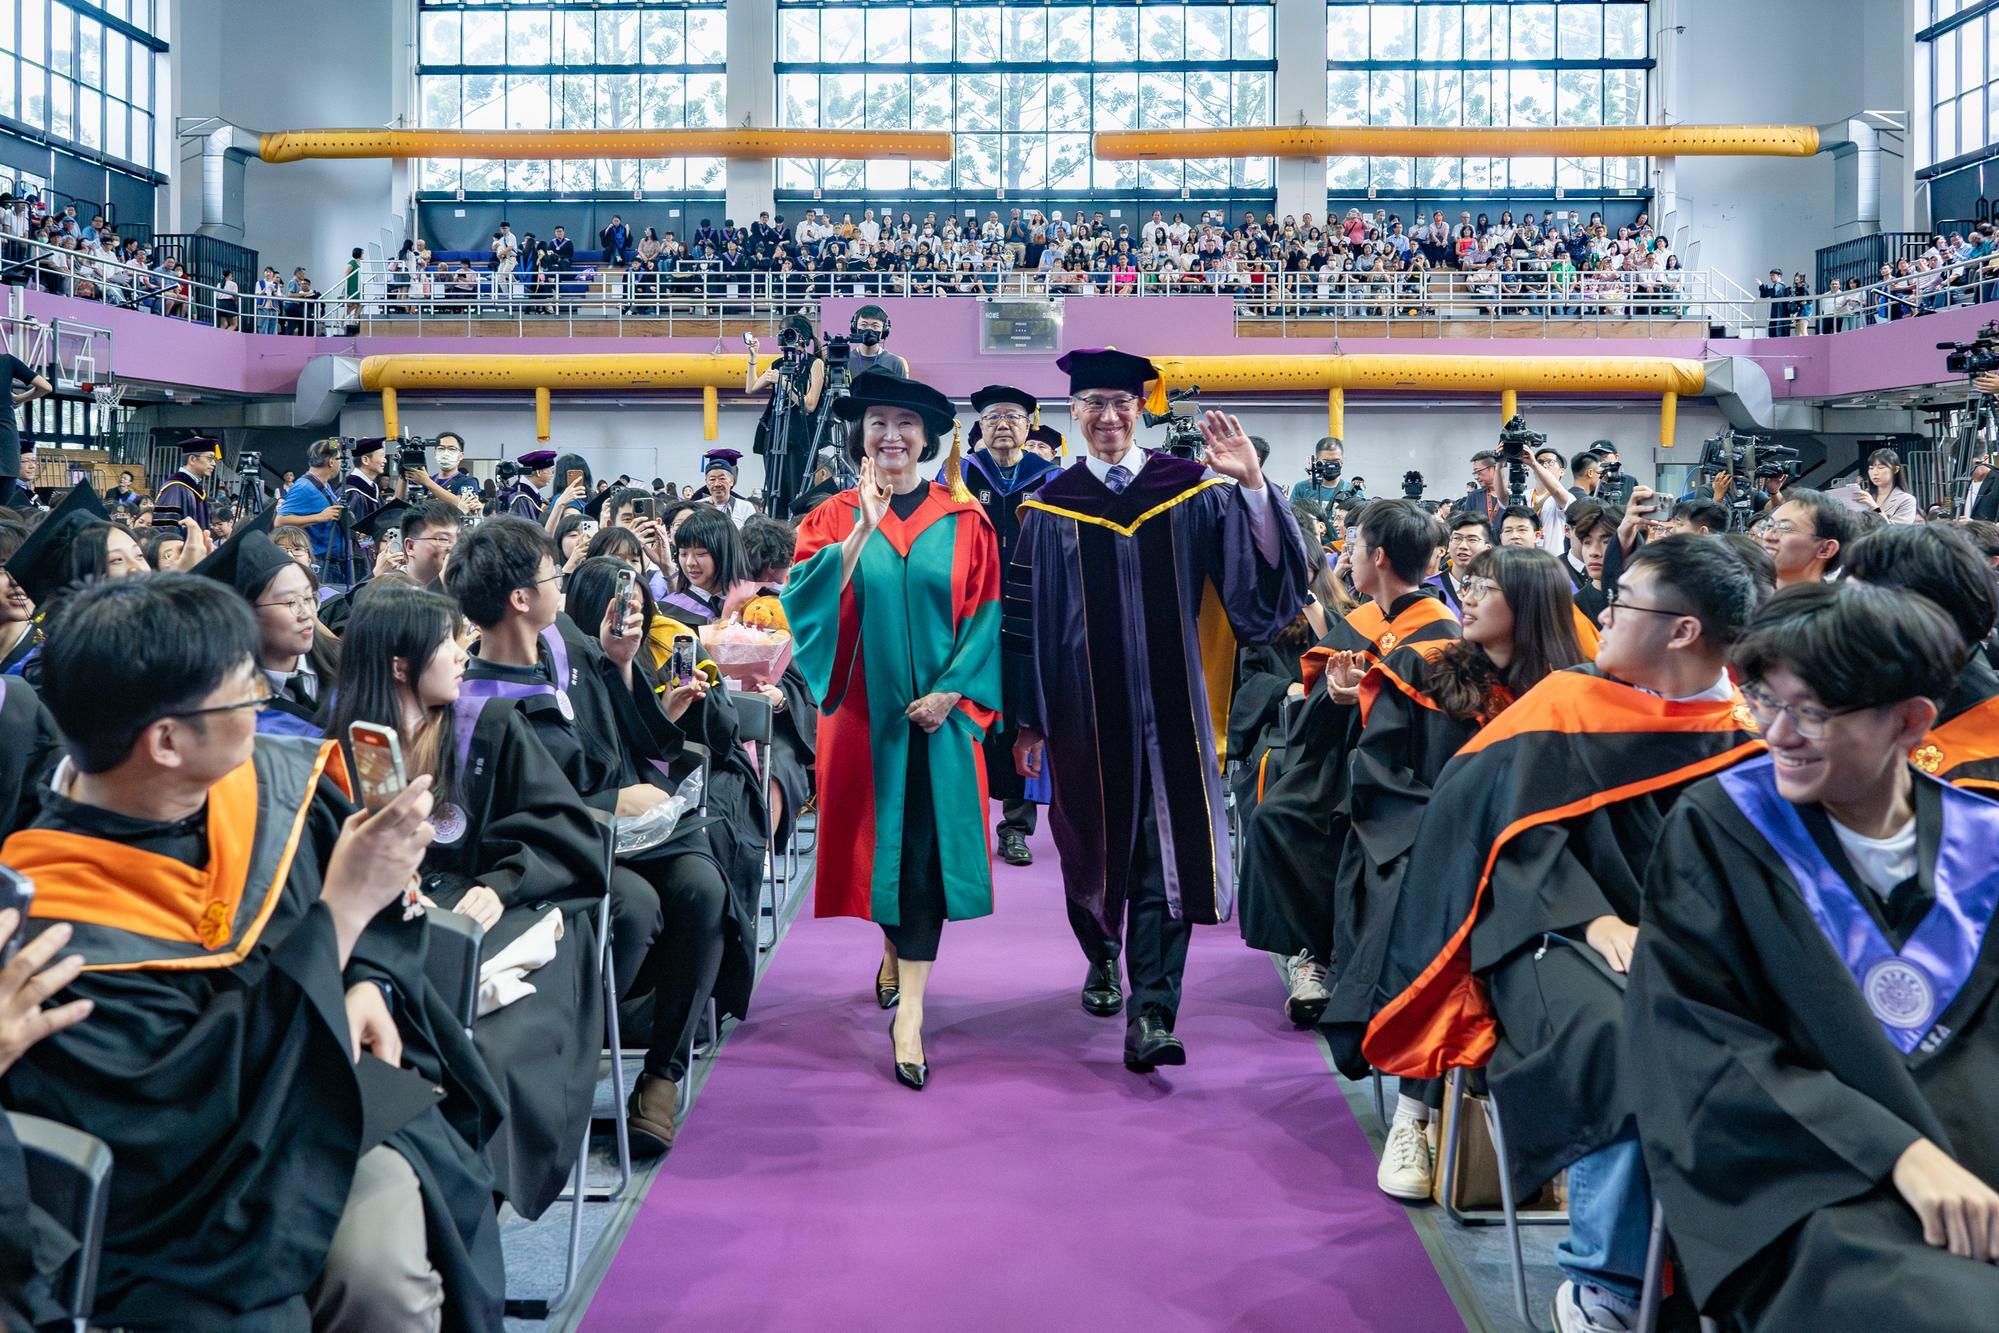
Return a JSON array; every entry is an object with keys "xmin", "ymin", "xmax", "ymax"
[
  {"xmin": 1011, "ymin": 349, "xmax": 1310, "ymax": 1072},
  {"xmin": 1628, "ymin": 580, "xmax": 1999, "ymax": 1331}
]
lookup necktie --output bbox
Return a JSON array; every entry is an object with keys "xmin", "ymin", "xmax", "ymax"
[{"xmin": 1105, "ymin": 464, "xmax": 1132, "ymax": 495}]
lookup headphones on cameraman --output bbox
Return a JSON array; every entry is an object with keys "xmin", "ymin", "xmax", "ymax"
[{"xmin": 850, "ymin": 305, "xmax": 891, "ymax": 347}]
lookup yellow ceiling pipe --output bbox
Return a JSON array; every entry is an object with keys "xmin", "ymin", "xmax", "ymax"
[
  {"xmin": 1095, "ymin": 124, "xmax": 1819, "ymax": 161},
  {"xmin": 260, "ymin": 128, "xmax": 953, "ymax": 163},
  {"xmin": 1142, "ymin": 354, "xmax": 1706, "ymax": 448},
  {"xmin": 361, "ymin": 352, "xmax": 770, "ymax": 442}
]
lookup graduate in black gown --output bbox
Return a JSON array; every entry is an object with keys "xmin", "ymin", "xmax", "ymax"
[
  {"xmin": 740, "ymin": 514, "xmax": 820, "ymax": 855},
  {"xmin": 0, "ymin": 672, "xmax": 58, "ymax": 837},
  {"xmin": 1838, "ymin": 522, "xmax": 1999, "ymax": 795},
  {"xmin": 446, "ymin": 517, "xmax": 735, "ymax": 1155},
  {"xmin": 1629, "ymin": 580, "xmax": 1999, "ymax": 1330},
  {"xmin": 1237, "ymin": 498, "xmax": 1458, "ymax": 1027},
  {"xmin": 154, "ymin": 436, "xmax": 218, "ymax": 534},
  {"xmin": 1363, "ymin": 537, "xmax": 1764, "ymax": 1333},
  {"xmin": 1321, "ymin": 546, "xmax": 1587, "ymax": 1202},
  {"xmin": 0, "ymin": 574, "xmax": 505, "ymax": 1331},
  {"xmin": 327, "ymin": 581, "xmax": 608, "ymax": 1221},
  {"xmin": 952, "ymin": 384, "xmax": 1059, "ymax": 866}
]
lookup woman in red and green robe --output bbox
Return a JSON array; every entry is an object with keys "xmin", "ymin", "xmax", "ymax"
[{"xmin": 783, "ymin": 369, "xmax": 1002, "ymax": 1087}]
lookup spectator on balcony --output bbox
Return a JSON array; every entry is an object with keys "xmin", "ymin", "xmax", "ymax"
[
  {"xmin": 600, "ymin": 214, "xmax": 630, "ymax": 268},
  {"xmin": 253, "ymin": 265, "xmax": 281, "ymax": 334},
  {"xmin": 217, "ymin": 269, "xmax": 241, "ymax": 331},
  {"xmin": 1759, "ymin": 268, "xmax": 1792, "ymax": 336},
  {"xmin": 284, "ymin": 266, "xmax": 318, "ymax": 335}
]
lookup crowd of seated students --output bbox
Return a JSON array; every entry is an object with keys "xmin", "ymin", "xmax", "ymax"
[
  {"xmin": 1234, "ymin": 441, "xmax": 1999, "ymax": 1332},
  {"xmin": 0, "ymin": 447, "xmax": 811, "ymax": 1329}
]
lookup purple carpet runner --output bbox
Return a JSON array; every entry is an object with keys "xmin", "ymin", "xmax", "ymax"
[{"xmin": 580, "ymin": 827, "xmax": 1466, "ymax": 1331}]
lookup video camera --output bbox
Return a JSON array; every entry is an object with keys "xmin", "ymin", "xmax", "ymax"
[
  {"xmin": 1497, "ymin": 413, "xmax": 1545, "ymax": 505},
  {"xmin": 1941, "ymin": 321, "xmax": 1999, "ymax": 377},
  {"xmin": 1697, "ymin": 429, "xmax": 1801, "ymax": 519},
  {"xmin": 1402, "ymin": 470, "xmax": 1425, "ymax": 501},
  {"xmin": 1142, "ymin": 385, "xmax": 1205, "ymax": 459},
  {"xmin": 495, "ymin": 459, "xmax": 522, "ymax": 483},
  {"xmin": 822, "ymin": 334, "xmax": 852, "ymax": 367},
  {"xmin": 1305, "ymin": 455, "xmax": 1342, "ymax": 489}
]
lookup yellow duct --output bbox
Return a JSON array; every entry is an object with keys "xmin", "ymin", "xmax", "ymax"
[
  {"xmin": 360, "ymin": 352, "xmax": 768, "ymax": 443},
  {"xmin": 1095, "ymin": 124, "xmax": 1819, "ymax": 161},
  {"xmin": 260, "ymin": 128, "xmax": 953, "ymax": 163},
  {"xmin": 1328, "ymin": 386, "xmax": 1344, "ymax": 440},
  {"xmin": 1143, "ymin": 354, "xmax": 1706, "ymax": 448},
  {"xmin": 1500, "ymin": 388, "xmax": 1518, "ymax": 426}
]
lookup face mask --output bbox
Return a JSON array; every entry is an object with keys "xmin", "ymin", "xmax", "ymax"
[
  {"xmin": 437, "ymin": 450, "xmax": 461, "ymax": 470},
  {"xmin": 856, "ymin": 326, "xmax": 882, "ymax": 347}
]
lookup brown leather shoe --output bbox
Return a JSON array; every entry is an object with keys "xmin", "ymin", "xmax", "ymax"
[{"xmin": 628, "ymin": 1073, "xmax": 678, "ymax": 1156}]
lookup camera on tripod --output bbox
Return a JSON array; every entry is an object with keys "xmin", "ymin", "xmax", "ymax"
[
  {"xmin": 1941, "ymin": 321, "xmax": 1999, "ymax": 376},
  {"xmin": 1402, "ymin": 470, "xmax": 1425, "ymax": 501},
  {"xmin": 822, "ymin": 334, "xmax": 851, "ymax": 367},
  {"xmin": 1142, "ymin": 385, "xmax": 1205, "ymax": 459},
  {"xmin": 1697, "ymin": 430, "xmax": 1801, "ymax": 518},
  {"xmin": 1497, "ymin": 413, "xmax": 1545, "ymax": 504},
  {"xmin": 1305, "ymin": 456, "xmax": 1342, "ymax": 488},
  {"xmin": 495, "ymin": 459, "xmax": 522, "ymax": 484}
]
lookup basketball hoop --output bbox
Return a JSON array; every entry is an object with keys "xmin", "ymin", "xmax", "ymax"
[{"xmin": 91, "ymin": 380, "xmax": 126, "ymax": 412}]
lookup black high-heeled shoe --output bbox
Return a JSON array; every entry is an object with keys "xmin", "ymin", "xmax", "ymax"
[
  {"xmin": 889, "ymin": 1013, "xmax": 928, "ymax": 1091},
  {"xmin": 875, "ymin": 959, "xmax": 900, "ymax": 1010}
]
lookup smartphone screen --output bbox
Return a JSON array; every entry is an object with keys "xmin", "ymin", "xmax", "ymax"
[
  {"xmin": 0, "ymin": 867, "xmax": 33, "ymax": 966},
  {"xmin": 348, "ymin": 722, "xmax": 408, "ymax": 811},
  {"xmin": 612, "ymin": 568, "xmax": 637, "ymax": 634},
  {"xmin": 669, "ymin": 633, "xmax": 698, "ymax": 683}
]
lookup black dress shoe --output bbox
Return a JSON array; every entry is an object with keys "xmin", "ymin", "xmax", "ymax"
[
  {"xmin": 998, "ymin": 830, "xmax": 1033, "ymax": 866},
  {"xmin": 875, "ymin": 959, "xmax": 900, "ymax": 1009},
  {"xmin": 1123, "ymin": 1008, "xmax": 1186, "ymax": 1073},
  {"xmin": 890, "ymin": 1015, "xmax": 928, "ymax": 1090},
  {"xmin": 1081, "ymin": 959, "xmax": 1123, "ymax": 1017}
]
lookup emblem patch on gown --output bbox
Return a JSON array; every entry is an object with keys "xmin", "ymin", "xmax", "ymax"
[
  {"xmin": 198, "ymin": 900, "xmax": 232, "ymax": 949},
  {"xmin": 1732, "ymin": 702, "xmax": 1758, "ymax": 732},
  {"xmin": 431, "ymin": 802, "xmax": 467, "ymax": 845},
  {"xmin": 1378, "ymin": 632, "xmax": 1398, "ymax": 652},
  {"xmin": 1864, "ymin": 958, "xmax": 1936, "ymax": 1030},
  {"xmin": 1911, "ymin": 744, "xmax": 1945, "ymax": 774},
  {"xmin": 556, "ymin": 689, "xmax": 575, "ymax": 721},
  {"xmin": 978, "ymin": 489, "xmax": 993, "ymax": 505}
]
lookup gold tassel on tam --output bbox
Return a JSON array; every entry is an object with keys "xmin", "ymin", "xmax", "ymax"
[{"xmin": 945, "ymin": 419, "xmax": 972, "ymax": 502}]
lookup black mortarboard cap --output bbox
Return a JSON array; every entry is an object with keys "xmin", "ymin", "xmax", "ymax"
[
  {"xmin": 968, "ymin": 384, "xmax": 1036, "ymax": 416},
  {"xmin": 353, "ymin": 498, "xmax": 410, "ymax": 540},
  {"xmin": 177, "ymin": 435, "xmax": 222, "ymax": 456},
  {"xmin": 3, "ymin": 480, "xmax": 107, "ymax": 602},
  {"xmin": 1029, "ymin": 424, "xmax": 1066, "ymax": 454},
  {"xmin": 1055, "ymin": 348, "xmax": 1157, "ymax": 397},
  {"xmin": 352, "ymin": 436, "xmax": 387, "ymax": 458},
  {"xmin": 190, "ymin": 506, "xmax": 288, "ymax": 601},
  {"xmin": 831, "ymin": 369, "xmax": 957, "ymax": 437}
]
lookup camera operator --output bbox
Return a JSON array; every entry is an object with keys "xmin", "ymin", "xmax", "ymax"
[
  {"xmin": 1591, "ymin": 440, "xmax": 1635, "ymax": 504},
  {"xmin": 1288, "ymin": 436, "xmax": 1349, "ymax": 506},
  {"xmin": 747, "ymin": 314, "xmax": 827, "ymax": 515},
  {"xmin": 1456, "ymin": 449, "xmax": 1506, "ymax": 524},
  {"xmin": 848, "ymin": 304, "xmax": 906, "ymax": 378},
  {"xmin": 274, "ymin": 439, "xmax": 350, "ymax": 583}
]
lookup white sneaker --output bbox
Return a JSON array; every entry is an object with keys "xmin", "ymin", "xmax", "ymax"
[
  {"xmin": 1376, "ymin": 1111, "xmax": 1434, "ymax": 1200},
  {"xmin": 1550, "ymin": 1280, "xmax": 1637, "ymax": 1333},
  {"xmin": 1284, "ymin": 950, "xmax": 1331, "ymax": 1026}
]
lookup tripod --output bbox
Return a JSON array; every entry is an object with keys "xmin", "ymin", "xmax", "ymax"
[
  {"xmin": 758, "ymin": 352, "xmax": 811, "ymax": 516},
  {"xmin": 1945, "ymin": 388, "xmax": 1998, "ymax": 512}
]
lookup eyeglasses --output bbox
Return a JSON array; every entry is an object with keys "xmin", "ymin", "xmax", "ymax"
[
  {"xmin": 981, "ymin": 410, "xmax": 1029, "ymax": 425},
  {"xmin": 1740, "ymin": 682, "xmax": 1867, "ymax": 741},
  {"xmin": 1761, "ymin": 519, "xmax": 1802, "ymax": 537},
  {"xmin": 1075, "ymin": 394, "xmax": 1140, "ymax": 416},
  {"xmin": 256, "ymin": 593, "xmax": 318, "ymax": 618},
  {"xmin": 1459, "ymin": 577, "xmax": 1502, "ymax": 605},
  {"xmin": 1601, "ymin": 588, "xmax": 1689, "ymax": 622},
  {"xmin": 166, "ymin": 686, "xmax": 273, "ymax": 722},
  {"xmin": 411, "ymin": 535, "xmax": 457, "ymax": 549},
  {"xmin": 525, "ymin": 569, "xmax": 564, "ymax": 590}
]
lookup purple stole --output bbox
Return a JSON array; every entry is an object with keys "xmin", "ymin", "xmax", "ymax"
[
  {"xmin": 255, "ymin": 706, "xmax": 324, "ymax": 740},
  {"xmin": 1719, "ymin": 756, "xmax": 1999, "ymax": 1056},
  {"xmin": 440, "ymin": 625, "xmax": 576, "ymax": 846}
]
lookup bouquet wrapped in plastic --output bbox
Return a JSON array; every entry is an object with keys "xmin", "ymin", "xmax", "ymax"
[{"xmin": 697, "ymin": 618, "xmax": 794, "ymax": 687}]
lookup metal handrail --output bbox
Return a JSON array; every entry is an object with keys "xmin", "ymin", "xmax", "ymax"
[{"xmin": 9, "ymin": 227, "xmax": 1999, "ymax": 341}]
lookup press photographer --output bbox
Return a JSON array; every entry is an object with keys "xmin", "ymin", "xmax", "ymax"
[
  {"xmin": 848, "ymin": 304, "xmax": 906, "ymax": 378},
  {"xmin": 1696, "ymin": 430, "xmax": 1801, "ymax": 526},
  {"xmin": 747, "ymin": 314, "xmax": 826, "ymax": 516},
  {"xmin": 274, "ymin": 438, "xmax": 352, "ymax": 587},
  {"xmin": 1289, "ymin": 437, "xmax": 1352, "ymax": 506}
]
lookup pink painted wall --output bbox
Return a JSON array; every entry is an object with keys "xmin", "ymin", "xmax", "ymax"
[{"xmin": 18, "ymin": 286, "xmax": 1979, "ymax": 407}]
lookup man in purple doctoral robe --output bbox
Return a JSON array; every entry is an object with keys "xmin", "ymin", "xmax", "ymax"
[{"xmin": 1011, "ymin": 348, "xmax": 1312, "ymax": 1073}]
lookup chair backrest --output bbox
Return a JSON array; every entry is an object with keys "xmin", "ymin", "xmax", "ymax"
[
  {"xmin": 7, "ymin": 1111, "xmax": 112, "ymax": 1324},
  {"xmin": 423, "ymin": 909, "xmax": 487, "ymax": 1034},
  {"xmin": 727, "ymin": 688, "xmax": 775, "ymax": 749}
]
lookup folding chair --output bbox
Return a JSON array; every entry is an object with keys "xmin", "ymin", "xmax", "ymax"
[
  {"xmin": 1432, "ymin": 1067, "xmax": 1565, "ymax": 1330},
  {"xmin": 1635, "ymin": 1197, "xmax": 1721, "ymax": 1333},
  {"xmin": 723, "ymin": 690, "xmax": 780, "ymax": 951},
  {"xmin": 423, "ymin": 909, "xmax": 486, "ymax": 1036},
  {"xmin": 8, "ymin": 1112, "xmax": 113, "ymax": 1333}
]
